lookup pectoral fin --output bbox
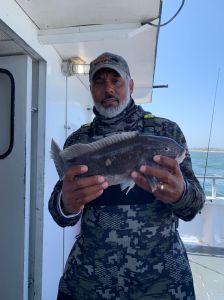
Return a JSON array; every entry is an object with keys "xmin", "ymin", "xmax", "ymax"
[{"xmin": 120, "ymin": 180, "xmax": 136, "ymax": 194}]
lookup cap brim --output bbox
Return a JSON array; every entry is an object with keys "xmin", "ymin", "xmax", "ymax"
[{"xmin": 89, "ymin": 64, "xmax": 127, "ymax": 82}]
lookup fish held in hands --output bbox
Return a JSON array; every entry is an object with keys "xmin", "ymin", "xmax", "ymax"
[{"xmin": 51, "ymin": 131, "xmax": 186, "ymax": 193}]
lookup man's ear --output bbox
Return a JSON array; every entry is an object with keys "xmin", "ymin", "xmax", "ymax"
[
  {"xmin": 129, "ymin": 79, "xmax": 134, "ymax": 95},
  {"xmin": 89, "ymin": 84, "xmax": 92, "ymax": 94}
]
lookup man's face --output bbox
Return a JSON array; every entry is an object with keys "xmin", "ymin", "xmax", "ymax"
[{"xmin": 90, "ymin": 68, "xmax": 134, "ymax": 118}]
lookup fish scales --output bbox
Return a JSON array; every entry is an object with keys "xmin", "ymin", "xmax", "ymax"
[
  {"xmin": 71, "ymin": 138, "xmax": 154, "ymax": 176},
  {"xmin": 51, "ymin": 132, "xmax": 186, "ymax": 192}
]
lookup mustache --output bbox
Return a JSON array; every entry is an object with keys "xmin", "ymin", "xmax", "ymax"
[{"xmin": 101, "ymin": 94, "xmax": 119, "ymax": 103}]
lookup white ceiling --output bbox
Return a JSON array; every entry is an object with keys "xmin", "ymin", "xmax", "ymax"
[
  {"xmin": 1, "ymin": 0, "xmax": 162, "ymax": 103},
  {"xmin": 16, "ymin": 0, "xmax": 160, "ymax": 29}
]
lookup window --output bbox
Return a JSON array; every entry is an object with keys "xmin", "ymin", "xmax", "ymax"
[{"xmin": 0, "ymin": 69, "xmax": 15, "ymax": 159}]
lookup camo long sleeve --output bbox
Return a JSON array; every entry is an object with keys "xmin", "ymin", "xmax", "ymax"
[
  {"xmin": 170, "ymin": 154, "xmax": 205, "ymax": 221},
  {"xmin": 162, "ymin": 120, "xmax": 205, "ymax": 221}
]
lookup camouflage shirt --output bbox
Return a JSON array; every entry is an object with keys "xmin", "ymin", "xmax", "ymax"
[{"xmin": 49, "ymin": 99, "xmax": 205, "ymax": 300}]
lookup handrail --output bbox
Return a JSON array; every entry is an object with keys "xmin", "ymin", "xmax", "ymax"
[{"xmin": 196, "ymin": 175, "xmax": 224, "ymax": 199}]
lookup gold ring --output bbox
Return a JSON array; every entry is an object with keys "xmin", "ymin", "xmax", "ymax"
[{"xmin": 160, "ymin": 184, "xmax": 165, "ymax": 191}]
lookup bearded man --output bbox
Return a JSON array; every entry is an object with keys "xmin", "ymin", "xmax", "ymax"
[{"xmin": 49, "ymin": 52, "xmax": 205, "ymax": 300}]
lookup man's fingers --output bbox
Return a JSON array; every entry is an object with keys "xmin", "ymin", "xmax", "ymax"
[
  {"xmin": 138, "ymin": 165, "xmax": 168, "ymax": 184},
  {"xmin": 131, "ymin": 171, "xmax": 152, "ymax": 192},
  {"xmin": 139, "ymin": 160, "xmax": 180, "ymax": 185},
  {"xmin": 64, "ymin": 165, "xmax": 88, "ymax": 181},
  {"xmin": 62, "ymin": 180, "xmax": 108, "ymax": 214},
  {"xmin": 63, "ymin": 175, "xmax": 108, "ymax": 197},
  {"xmin": 70, "ymin": 183, "xmax": 107, "ymax": 205},
  {"xmin": 72, "ymin": 175, "xmax": 106, "ymax": 190},
  {"xmin": 154, "ymin": 155, "xmax": 180, "ymax": 174},
  {"xmin": 77, "ymin": 188, "xmax": 105, "ymax": 205},
  {"xmin": 72, "ymin": 179, "xmax": 108, "ymax": 195}
]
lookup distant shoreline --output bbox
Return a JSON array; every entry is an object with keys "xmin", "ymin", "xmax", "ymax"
[{"xmin": 190, "ymin": 149, "xmax": 224, "ymax": 153}]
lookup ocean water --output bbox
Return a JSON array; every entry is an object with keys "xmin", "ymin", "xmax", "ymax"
[{"xmin": 190, "ymin": 151, "xmax": 224, "ymax": 197}]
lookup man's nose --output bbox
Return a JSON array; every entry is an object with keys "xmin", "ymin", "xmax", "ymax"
[{"xmin": 104, "ymin": 81, "xmax": 114, "ymax": 93}]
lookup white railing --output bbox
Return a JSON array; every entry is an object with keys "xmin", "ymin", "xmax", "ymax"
[
  {"xmin": 179, "ymin": 175, "xmax": 224, "ymax": 248},
  {"xmin": 196, "ymin": 175, "xmax": 224, "ymax": 199}
]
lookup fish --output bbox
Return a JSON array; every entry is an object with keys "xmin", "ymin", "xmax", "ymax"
[{"xmin": 51, "ymin": 131, "xmax": 186, "ymax": 193}]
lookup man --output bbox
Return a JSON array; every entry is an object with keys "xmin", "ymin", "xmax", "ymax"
[{"xmin": 49, "ymin": 52, "xmax": 205, "ymax": 300}]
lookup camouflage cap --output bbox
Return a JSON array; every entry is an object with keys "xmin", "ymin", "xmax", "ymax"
[{"xmin": 89, "ymin": 52, "xmax": 131, "ymax": 82}]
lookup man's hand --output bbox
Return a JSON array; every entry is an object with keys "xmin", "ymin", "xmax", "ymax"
[
  {"xmin": 61, "ymin": 165, "xmax": 108, "ymax": 214},
  {"xmin": 131, "ymin": 155, "xmax": 185, "ymax": 204}
]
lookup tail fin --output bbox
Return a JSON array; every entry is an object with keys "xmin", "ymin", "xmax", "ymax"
[{"xmin": 50, "ymin": 139, "xmax": 64, "ymax": 180}]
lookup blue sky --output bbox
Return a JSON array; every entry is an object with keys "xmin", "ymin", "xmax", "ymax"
[{"xmin": 143, "ymin": 0, "xmax": 224, "ymax": 148}]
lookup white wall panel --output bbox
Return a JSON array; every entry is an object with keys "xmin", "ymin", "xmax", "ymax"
[
  {"xmin": 42, "ymin": 56, "xmax": 93, "ymax": 300},
  {"xmin": 0, "ymin": 55, "xmax": 32, "ymax": 300}
]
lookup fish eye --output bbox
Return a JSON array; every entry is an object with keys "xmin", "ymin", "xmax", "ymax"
[{"xmin": 164, "ymin": 147, "xmax": 169, "ymax": 151}]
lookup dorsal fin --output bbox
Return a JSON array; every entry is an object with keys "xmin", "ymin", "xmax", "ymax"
[
  {"xmin": 61, "ymin": 131, "xmax": 139, "ymax": 160},
  {"xmin": 50, "ymin": 139, "xmax": 64, "ymax": 179}
]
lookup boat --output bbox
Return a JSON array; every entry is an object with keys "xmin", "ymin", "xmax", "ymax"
[
  {"xmin": 0, "ymin": 1, "xmax": 223, "ymax": 299},
  {"xmin": 179, "ymin": 175, "xmax": 224, "ymax": 300}
]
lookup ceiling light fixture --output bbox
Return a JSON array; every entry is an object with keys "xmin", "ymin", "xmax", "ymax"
[{"xmin": 61, "ymin": 57, "xmax": 89, "ymax": 76}]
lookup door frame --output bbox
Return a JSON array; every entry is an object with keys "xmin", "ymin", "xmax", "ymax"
[
  {"xmin": 28, "ymin": 60, "xmax": 46, "ymax": 300},
  {"xmin": 0, "ymin": 19, "xmax": 46, "ymax": 300}
]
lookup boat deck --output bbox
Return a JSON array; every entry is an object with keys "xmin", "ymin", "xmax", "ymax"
[{"xmin": 187, "ymin": 247, "xmax": 224, "ymax": 300}]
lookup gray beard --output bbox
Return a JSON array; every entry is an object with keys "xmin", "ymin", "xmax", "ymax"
[{"xmin": 94, "ymin": 92, "xmax": 131, "ymax": 119}]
